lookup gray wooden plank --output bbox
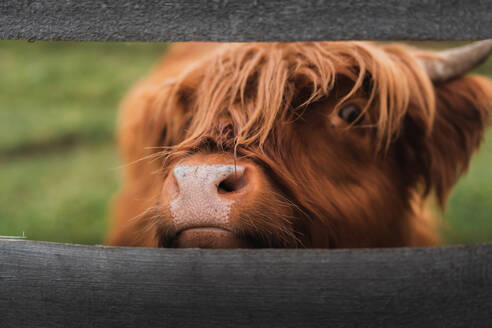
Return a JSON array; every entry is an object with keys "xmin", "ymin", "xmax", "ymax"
[
  {"xmin": 0, "ymin": 0, "xmax": 491, "ymax": 42},
  {"xmin": 1, "ymin": 240, "xmax": 492, "ymax": 327}
]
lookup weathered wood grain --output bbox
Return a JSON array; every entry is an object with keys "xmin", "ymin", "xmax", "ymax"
[
  {"xmin": 1, "ymin": 240, "xmax": 491, "ymax": 327},
  {"xmin": 0, "ymin": 0, "xmax": 491, "ymax": 42}
]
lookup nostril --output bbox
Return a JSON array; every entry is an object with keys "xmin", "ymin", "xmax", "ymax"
[{"xmin": 217, "ymin": 170, "xmax": 248, "ymax": 194}]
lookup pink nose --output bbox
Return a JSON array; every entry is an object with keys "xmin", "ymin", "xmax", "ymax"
[
  {"xmin": 172, "ymin": 164, "xmax": 247, "ymax": 199},
  {"xmin": 162, "ymin": 163, "xmax": 251, "ymax": 248}
]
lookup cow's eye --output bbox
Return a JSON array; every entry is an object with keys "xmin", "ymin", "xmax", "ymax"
[{"xmin": 338, "ymin": 105, "xmax": 364, "ymax": 125}]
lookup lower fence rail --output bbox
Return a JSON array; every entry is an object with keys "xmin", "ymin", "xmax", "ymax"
[{"xmin": 1, "ymin": 240, "xmax": 491, "ymax": 327}]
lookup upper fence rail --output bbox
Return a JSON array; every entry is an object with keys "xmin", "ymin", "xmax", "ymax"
[{"xmin": 1, "ymin": 0, "xmax": 492, "ymax": 42}]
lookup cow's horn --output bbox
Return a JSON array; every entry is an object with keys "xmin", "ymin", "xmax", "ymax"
[{"xmin": 419, "ymin": 39, "xmax": 492, "ymax": 83}]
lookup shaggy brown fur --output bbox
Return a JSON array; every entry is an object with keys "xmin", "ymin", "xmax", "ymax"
[{"xmin": 107, "ymin": 42, "xmax": 492, "ymax": 248}]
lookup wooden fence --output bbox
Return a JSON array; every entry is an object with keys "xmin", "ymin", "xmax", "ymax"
[
  {"xmin": 2, "ymin": 0, "xmax": 492, "ymax": 41},
  {"xmin": 1, "ymin": 1, "xmax": 492, "ymax": 327}
]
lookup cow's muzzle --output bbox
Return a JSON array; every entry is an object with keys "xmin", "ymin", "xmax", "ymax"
[{"xmin": 159, "ymin": 153, "xmax": 262, "ymax": 248}]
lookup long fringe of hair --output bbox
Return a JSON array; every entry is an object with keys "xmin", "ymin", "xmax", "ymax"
[{"xmin": 152, "ymin": 42, "xmax": 436, "ymax": 158}]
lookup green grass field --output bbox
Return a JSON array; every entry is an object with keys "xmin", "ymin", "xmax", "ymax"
[{"xmin": 0, "ymin": 41, "xmax": 491, "ymax": 245}]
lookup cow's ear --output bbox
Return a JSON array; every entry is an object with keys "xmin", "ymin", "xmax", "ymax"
[{"xmin": 423, "ymin": 75, "xmax": 492, "ymax": 206}]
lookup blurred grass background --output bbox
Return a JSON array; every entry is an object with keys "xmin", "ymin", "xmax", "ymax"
[{"xmin": 0, "ymin": 41, "xmax": 490, "ymax": 245}]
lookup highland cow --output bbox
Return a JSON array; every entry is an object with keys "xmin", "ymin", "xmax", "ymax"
[{"xmin": 107, "ymin": 41, "xmax": 492, "ymax": 249}]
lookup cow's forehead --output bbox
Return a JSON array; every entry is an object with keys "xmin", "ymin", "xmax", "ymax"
[{"xmin": 166, "ymin": 41, "xmax": 435, "ymax": 152}]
